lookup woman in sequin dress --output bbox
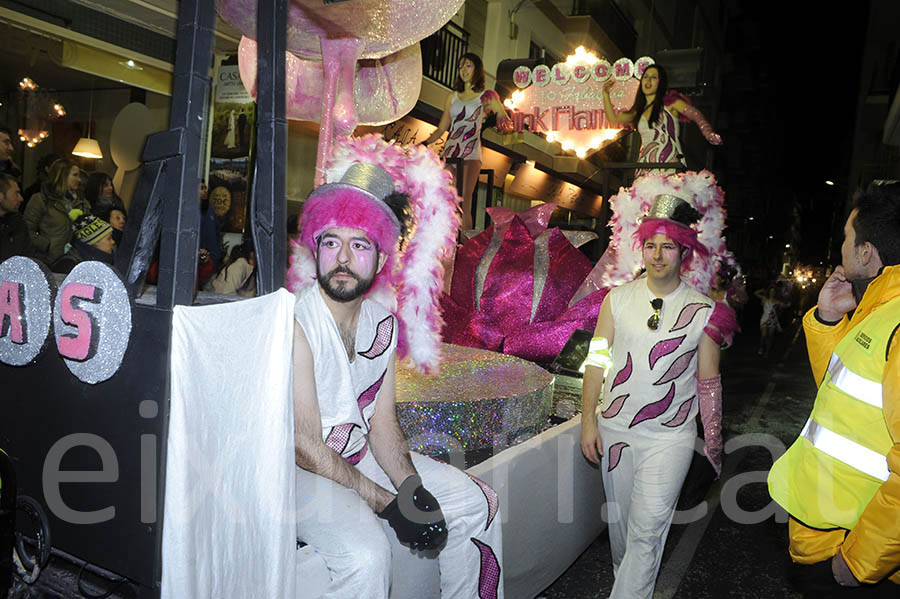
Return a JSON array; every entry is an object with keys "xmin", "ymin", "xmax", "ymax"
[
  {"xmin": 602, "ymin": 64, "xmax": 722, "ymax": 178},
  {"xmin": 422, "ymin": 53, "xmax": 511, "ymax": 232}
]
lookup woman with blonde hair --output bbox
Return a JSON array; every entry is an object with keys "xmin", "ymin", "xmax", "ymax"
[{"xmin": 24, "ymin": 159, "xmax": 91, "ymax": 264}]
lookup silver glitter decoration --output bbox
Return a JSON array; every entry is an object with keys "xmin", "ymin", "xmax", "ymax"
[
  {"xmin": 561, "ymin": 230, "xmax": 598, "ymax": 248},
  {"xmin": 474, "ymin": 230, "xmax": 505, "ymax": 310},
  {"xmin": 395, "ymin": 343, "xmax": 555, "ymax": 457},
  {"xmin": 53, "ymin": 262, "xmax": 132, "ymax": 384},
  {"xmin": 647, "ymin": 194, "xmax": 694, "ymax": 220},
  {"xmin": 0, "ymin": 257, "xmax": 55, "ymax": 366},
  {"xmin": 532, "ymin": 232, "xmax": 550, "ymax": 323}
]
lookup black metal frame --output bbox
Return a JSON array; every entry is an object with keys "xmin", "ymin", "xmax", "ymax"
[{"xmin": 0, "ymin": 0, "xmax": 289, "ymax": 596}]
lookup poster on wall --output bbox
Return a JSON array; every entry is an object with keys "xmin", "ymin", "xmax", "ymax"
[{"xmin": 209, "ymin": 55, "xmax": 256, "ymax": 233}]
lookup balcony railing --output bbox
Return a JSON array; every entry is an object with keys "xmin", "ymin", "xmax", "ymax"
[
  {"xmin": 570, "ymin": 0, "xmax": 636, "ymax": 57},
  {"xmin": 421, "ymin": 21, "xmax": 469, "ymax": 90}
]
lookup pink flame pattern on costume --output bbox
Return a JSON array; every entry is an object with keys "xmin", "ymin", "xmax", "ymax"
[
  {"xmin": 662, "ymin": 396, "xmax": 695, "ymax": 428},
  {"xmin": 649, "ymin": 335, "xmax": 685, "ymax": 369},
  {"xmin": 653, "ymin": 349, "xmax": 697, "ymax": 386},
  {"xmin": 670, "ymin": 303, "xmax": 711, "ymax": 333},
  {"xmin": 630, "ymin": 382, "xmax": 675, "ymax": 428},
  {"xmin": 610, "ymin": 352, "xmax": 633, "ymax": 391},
  {"xmin": 601, "ymin": 394, "xmax": 629, "ymax": 419},
  {"xmin": 356, "ymin": 371, "xmax": 385, "ymax": 424},
  {"xmin": 471, "ymin": 538, "xmax": 501, "ymax": 599},
  {"xmin": 359, "ymin": 316, "xmax": 393, "ymax": 359},
  {"xmin": 607, "ymin": 442, "xmax": 629, "ymax": 472},
  {"xmin": 466, "ymin": 473, "xmax": 499, "ymax": 531}
]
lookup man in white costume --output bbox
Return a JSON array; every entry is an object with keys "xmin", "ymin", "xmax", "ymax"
[
  {"xmin": 290, "ymin": 155, "xmax": 503, "ymax": 599},
  {"xmin": 581, "ymin": 193, "xmax": 728, "ymax": 599}
]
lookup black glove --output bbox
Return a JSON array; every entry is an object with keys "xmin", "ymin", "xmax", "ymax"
[{"xmin": 377, "ymin": 475, "xmax": 448, "ymax": 551}]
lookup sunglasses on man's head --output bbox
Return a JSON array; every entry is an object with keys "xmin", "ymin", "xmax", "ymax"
[{"xmin": 647, "ymin": 298, "xmax": 664, "ymax": 330}]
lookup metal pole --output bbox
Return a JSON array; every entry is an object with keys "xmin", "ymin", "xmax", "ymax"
[
  {"xmin": 155, "ymin": 0, "xmax": 217, "ymax": 308},
  {"xmin": 252, "ymin": 0, "xmax": 288, "ymax": 294}
]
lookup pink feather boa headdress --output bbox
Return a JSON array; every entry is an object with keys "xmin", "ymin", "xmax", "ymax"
[
  {"xmin": 288, "ymin": 133, "xmax": 460, "ymax": 373},
  {"xmin": 600, "ymin": 171, "xmax": 739, "ymax": 296}
]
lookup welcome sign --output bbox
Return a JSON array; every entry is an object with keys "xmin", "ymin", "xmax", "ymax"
[{"xmin": 504, "ymin": 48, "xmax": 654, "ymax": 158}]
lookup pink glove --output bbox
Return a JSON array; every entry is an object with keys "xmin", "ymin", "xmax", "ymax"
[
  {"xmin": 698, "ymin": 375, "xmax": 723, "ymax": 477},
  {"xmin": 680, "ymin": 104, "xmax": 722, "ymax": 146}
]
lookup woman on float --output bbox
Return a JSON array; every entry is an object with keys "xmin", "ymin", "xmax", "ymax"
[
  {"xmin": 602, "ymin": 64, "xmax": 722, "ymax": 177},
  {"xmin": 421, "ymin": 53, "xmax": 512, "ymax": 232}
]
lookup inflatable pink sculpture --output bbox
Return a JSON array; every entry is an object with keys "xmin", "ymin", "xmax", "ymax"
[{"xmin": 217, "ymin": 0, "xmax": 465, "ymax": 185}]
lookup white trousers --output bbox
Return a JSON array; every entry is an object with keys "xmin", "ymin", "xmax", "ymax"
[
  {"xmin": 600, "ymin": 426, "xmax": 694, "ymax": 599},
  {"xmin": 295, "ymin": 450, "xmax": 504, "ymax": 599}
]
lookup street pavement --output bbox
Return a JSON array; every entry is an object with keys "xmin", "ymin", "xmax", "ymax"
[{"xmin": 539, "ymin": 314, "xmax": 816, "ymax": 598}]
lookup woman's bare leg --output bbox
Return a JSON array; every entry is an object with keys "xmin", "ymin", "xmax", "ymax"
[{"xmin": 457, "ymin": 159, "xmax": 481, "ymax": 233}]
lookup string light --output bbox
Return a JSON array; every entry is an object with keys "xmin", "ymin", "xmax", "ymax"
[{"xmin": 17, "ymin": 77, "xmax": 65, "ymax": 148}]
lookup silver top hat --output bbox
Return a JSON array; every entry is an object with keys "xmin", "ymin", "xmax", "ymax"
[
  {"xmin": 310, "ymin": 162, "xmax": 395, "ymax": 201},
  {"xmin": 307, "ymin": 162, "xmax": 400, "ymax": 228},
  {"xmin": 645, "ymin": 193, "xmax": 701, "ymax": 227}
]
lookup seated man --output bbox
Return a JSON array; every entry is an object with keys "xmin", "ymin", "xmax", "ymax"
[{"xmin": 291, "ymin": 160, "xmax": 503, "ymax": 598}]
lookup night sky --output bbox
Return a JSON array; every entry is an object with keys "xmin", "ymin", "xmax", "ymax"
[{"xmin": 720, "ymin": 1, "xmax": 870, "ymax": 269}]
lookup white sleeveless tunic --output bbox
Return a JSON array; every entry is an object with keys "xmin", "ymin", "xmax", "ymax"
[
  {"xmin": 600, "ymin": 276, "xmax": 713, "ymax": 437},
  {"xmin": 293, "ymin": 284, "xmax": 397, "ymax": 463}
]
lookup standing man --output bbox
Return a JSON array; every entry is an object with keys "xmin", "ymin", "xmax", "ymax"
[
  {"xmin": 0, "ymin": 174, "xmax": 33, "ymax": 262},
  {"xmin": 290, "ymin": 160, "xmax": 503, "ymax": 598},
  {"xmin": 581, "ymin": 194, "xmax": 727, "ymax": 599},
  {"xmin": 768, "ymin": 183, "xmax": 900, "ymax": 597}
]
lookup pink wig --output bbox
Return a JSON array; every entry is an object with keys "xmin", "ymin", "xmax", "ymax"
[{"xmin": 635, "ymin": 218, "xmax": 708, "ymax": 272}]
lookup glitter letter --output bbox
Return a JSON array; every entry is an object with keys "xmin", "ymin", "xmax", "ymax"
[
  {"xmin": 0, "ymin": 280, "xmax": 26, "ymax": 344},
  {"xmin": 58, "ymin": 282, "xmax": 100, "ymax": 362}
]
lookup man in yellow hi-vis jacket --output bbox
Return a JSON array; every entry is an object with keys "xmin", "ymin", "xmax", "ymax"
[{"xmin": 768, "ymin": 182, "xmax": 900, "ymax": 597}]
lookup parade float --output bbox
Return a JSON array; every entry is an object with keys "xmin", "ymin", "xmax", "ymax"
[{"xmin": 0, "ymin": 2, "xmax": 739, "ymax": 598}]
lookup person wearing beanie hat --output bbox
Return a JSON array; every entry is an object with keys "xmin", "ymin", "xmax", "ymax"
[
  {"xmin": 288, "ymin": 135, "xmax": 503, "ymax": 598},
  {"xmin": 50, "ymin": 209, "xmax": 116, "ymax": 274},
  {"xmin": 580, "ymin": 192, "xmax": 728, "ymax": 599}
]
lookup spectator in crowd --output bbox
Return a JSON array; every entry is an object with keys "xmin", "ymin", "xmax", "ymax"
[
  {"xmin": 0, "ymin": 126, "xmax": 21, "ymax": 179},
  {"xmin": 24, "ymin": 160, "xmax": 91, "ymax": 264},
  {"xmin": 23, "ymin": 153, "xmax": 60, "ymax": 208},
  {"xmin": 94, "ymin": 202, "xmax": 127, "ymax": 246},
  {"xmin": 85, "ymin": 172, "xmax": 125, "ymax": 217},
  {"xmin": 211, "ymin": 240, "xmax": 256, "ymax": 296},
  {"xmin": 0, "ymin": 173, "xmax": 34, "ymax": 262},
  {"xmin": 199, "ymin": 180, "xmax": 223, "ymax": 272},
  {"xmin": 755, "ymin": 285, "xmax": 787, "ymax": 357},
  {"xmin": 51, "ymin": 210, "xmax": 115, "ymax": 274}
]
